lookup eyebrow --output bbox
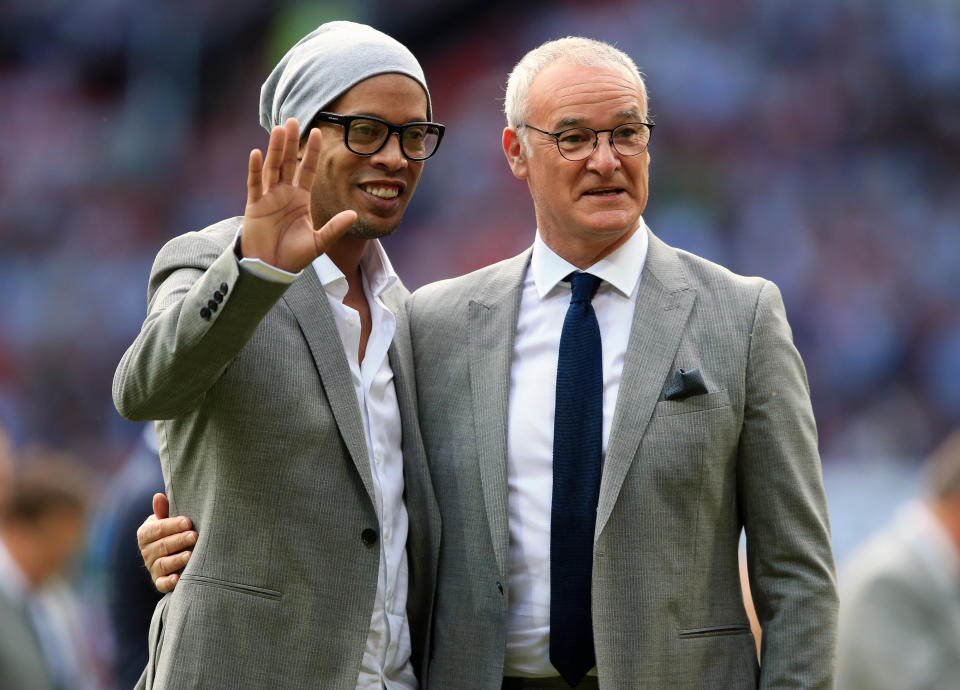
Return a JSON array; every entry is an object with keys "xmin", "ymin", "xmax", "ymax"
[{"xmin": 553, "ymin": 109, "xmax": 643, "ymax": 129}]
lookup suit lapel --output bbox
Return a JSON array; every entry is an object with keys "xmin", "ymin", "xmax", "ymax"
[
  {"xmin": 469, "ymin": 250, "xmax": 531, "ymax": 577},
  {"xmin": 596, "ymin": 232, "xmax": 696, "ymax": 538},
  {"xmin": 383, "ymin": 283, "xmax": 441, "ymax": 537},
  {"xmin": 282, "ymin": 270, "xmax": 375, "ymax": 504}
]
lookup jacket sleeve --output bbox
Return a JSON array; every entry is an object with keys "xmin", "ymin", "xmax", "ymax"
[
  {"xmin": 737, "ymin": 280, "xmax": 839, "ymax": 689},
  {"xmin": 113, "ymin": 231, "xmax": 290, "ymax": 421}
]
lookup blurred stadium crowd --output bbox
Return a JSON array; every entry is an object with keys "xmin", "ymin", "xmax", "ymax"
[{"xmin": 0, "ymin": 0, "xmax": 958, "ymax": 687}]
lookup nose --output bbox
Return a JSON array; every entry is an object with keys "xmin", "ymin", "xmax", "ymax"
[
  {"xmin": 584, "ymin": 132, "xmax": 619, "ymax": 176},
  {"xmin": 370, "ymin": 132, "xmax": 408, "ymax": 172}
]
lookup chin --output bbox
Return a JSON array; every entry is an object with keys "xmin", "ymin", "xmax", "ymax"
[
  {"xmin": 582, "ymin": 215, "xmax": 637, "ymax": 238},
  {"xmin": 348, "ymin": 217, "xmax": 401, "ymax": 240}
]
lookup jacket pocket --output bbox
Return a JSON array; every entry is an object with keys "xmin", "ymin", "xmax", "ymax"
[
  {"xmin": 653, "ymin": 389, "xmax": 731, "ymax": 417},
  {"xmin": 677, "ymin": 624, "xmax": 751, "ymax": 638},
  {"xmin": 178, "ymin": 573, "xmax": 281, "ymax": 600}
]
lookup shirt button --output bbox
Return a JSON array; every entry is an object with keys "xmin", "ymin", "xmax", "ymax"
[{"xmin": 375, "ymin": 452, "xmax": 383, "ymax": 465}]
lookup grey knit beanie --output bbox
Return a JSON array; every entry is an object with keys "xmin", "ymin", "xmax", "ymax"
[{"xmin": 259, "ymin": 21, "xmax": 431, "ymax": 138}]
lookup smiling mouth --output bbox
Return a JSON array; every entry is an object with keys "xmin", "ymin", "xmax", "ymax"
[{"xmin": 361, "ymin": 184, "xmax": 400, "ymax": 199}]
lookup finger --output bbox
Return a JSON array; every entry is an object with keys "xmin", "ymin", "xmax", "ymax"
[
  {"xmin": 140, "ymin": 532, "xmax": 197, "ymax": 577},
  {"xmin": 137, "ymin": 514, "xmax": 193, "ymax": 550},
  {"xmin": 262, "ymin": 125, "xmax": 286, "ymax": 190},
  {"xmin": 294, "ymin": 128, "xmax": 322, "ymax": 192},
  {"xmin": 247, "ymin": 148, "xmax": 264, "ymax": 205},
  {"xmin": 141, "ymin": 529, "xmax": 196, "ymax": 572},
  {"xmin": 144, "ymin": 529, "xmax": 198, "ymax": 560},
  {"xmin": 279, "ymin": 118, "xmax": 300, "ymax": 184},
  {"xmin": 155, "ymin": 573, "xmax": 180, "ymax": 594},
  {"xmin": 313, "ymin": 209, "xmax": 357, "ymax": 256},
  {"xmin": 150, "ymin": 550, "xmax": 192, "ymax": 581},
  {"xmin": 152, "ymin": 492, "xmax": 169, "ymax": 520}
]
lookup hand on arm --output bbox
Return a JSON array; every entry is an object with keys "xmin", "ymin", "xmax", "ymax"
[
  {"xmin": 137, "ymin": 493, "xmax": 197, "ymax": 593},
  {"xmin": 241, "ymin": 118, "xmax": 357, "ymax": 272}
]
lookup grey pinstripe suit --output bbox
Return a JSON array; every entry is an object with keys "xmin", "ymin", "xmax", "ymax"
[
  {"xmin": 113, "ymin": 217, "xmax": 440, "ymax": 689},
  {"xmin": 408, "ymin": 229, "xmax": 838, "ymax": 689}
]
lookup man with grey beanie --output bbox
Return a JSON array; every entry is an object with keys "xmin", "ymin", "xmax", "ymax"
[{"xmin": 113, "ymin": 21, "xmax": 443, "ymax": 689}]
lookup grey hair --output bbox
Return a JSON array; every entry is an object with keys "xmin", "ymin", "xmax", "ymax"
[{"xmin": 504, "ymin": 36, "xmax": 649, "ymax": 132}]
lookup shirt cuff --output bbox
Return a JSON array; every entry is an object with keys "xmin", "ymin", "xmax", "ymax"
[{"xmin": 233, "ymin": 227, "xmax": 301, "ymax": 284}]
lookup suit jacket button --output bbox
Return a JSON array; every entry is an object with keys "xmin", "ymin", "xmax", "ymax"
[
  {"xmin": 213, "ymin": 291, "xmax": 224, "ymax": 303},
  {"xmin": 361, "ymin": 528, "xmax": 378, "ymax": 546},
  {"xmin": 220, "ymin": 282, "xmax": 228, "ymax": 294},
  {"xmin": 497, "ymin": 582, "xmax": 504, "ymax": 595},
  {"xmin": 200, "ymin": 307, "xmax": 211, "ymax": 319},
  {"xmin": 207, "ymin": 300, "xmax": 218, "ymax": 312}
]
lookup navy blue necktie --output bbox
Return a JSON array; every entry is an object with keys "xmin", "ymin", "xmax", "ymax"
[{"xmin": 550, "ymin": 271, "xmax": 603, "ymax": 687}]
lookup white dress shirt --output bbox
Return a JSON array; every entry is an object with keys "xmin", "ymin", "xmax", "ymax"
[
  {"xmin": 241, "ymin": 239, "xmax": 414, "ymax": 689},
  {"xmin": 503, "ymin": 221, "xmax": 649, "ymax": 677}
]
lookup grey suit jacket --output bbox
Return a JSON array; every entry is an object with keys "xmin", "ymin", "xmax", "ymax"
[
  {"xmin": 113, "ymin": 218, "xmax": 440, "ymax": 690},
  {"xmin": 408, "ymin": 230, "xmax": 838, "ymax": 689},
  {"xmin": 0, "ymin": 590, "xmax": 57, "ymax": 690}
]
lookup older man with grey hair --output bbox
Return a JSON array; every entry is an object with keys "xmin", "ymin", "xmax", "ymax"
[
  {"xmin": 408, "ymin": 36, "xmax": 838, "ymax": 688},
  {"xmin": 113, "ymin": 21, "xmax": 442, "ymax": 690}
]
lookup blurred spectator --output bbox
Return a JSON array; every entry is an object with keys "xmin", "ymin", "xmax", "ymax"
[
  {"xmin": 838, "ymin": 430, "xmax": 960, "ymax": 689},
  {"xmin": 0, "ymin": 449, "xmax": 101, "ymax": 690},
  {"xmin": 94, "ymin": 425, "xmax": 164, "ymax": 688}
]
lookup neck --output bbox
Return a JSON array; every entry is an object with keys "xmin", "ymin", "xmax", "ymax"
[
  {"xmin": 325, "ymin": 236, "xmax": 369, "ymax": 294},
  {"xmin": 539, "ymin": 224, "xmax": 638, "ymax": 270}
]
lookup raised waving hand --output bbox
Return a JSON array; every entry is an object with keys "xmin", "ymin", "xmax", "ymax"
[{"xmin": 241, "ymin": 118, "xmax": 356, "ymax": 272}]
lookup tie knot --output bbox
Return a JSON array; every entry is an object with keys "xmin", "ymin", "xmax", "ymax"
[{"xmin": 568, "ymin": 272, "xmax": 602, "ymax": 303}]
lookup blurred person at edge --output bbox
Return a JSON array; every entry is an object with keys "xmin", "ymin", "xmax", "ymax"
[
  {"xmin": 145, "ymin": 36, "xmax": 838, "ymax": 689},
  {"xmin": 0, "ymin": 451, "xmax": 94, "ymax": 690},
  {"xmin": 839, "ymin": 430, "xmax": 960, "ymax": 690},
  {"xmin": 91, "ymin": 425, "xmax": 164, "ymax": 689},
  {"xmin": 111, "ymin": 20, "xmax": 442, "ymax": 690}
]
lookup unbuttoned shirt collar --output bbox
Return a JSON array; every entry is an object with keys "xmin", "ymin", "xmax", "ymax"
[
  {"xmin": 532, "ymin": 218, "xmax": 649, "ymax": 300},
  {"xmin": 311, "ymin": 238, "xmax": 399, "ymax": 300}
]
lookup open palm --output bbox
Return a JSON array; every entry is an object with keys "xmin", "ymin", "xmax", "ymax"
[{"xmin": 241, "ymin": 118, "xmax": 356, "ymax": 272}]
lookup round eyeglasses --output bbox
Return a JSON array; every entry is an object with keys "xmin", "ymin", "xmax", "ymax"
[
  {"xmin": 310, "ymin": 112, "xmax": 445, "ymax": 161},
  {"xmin": 521, "ymin": 122, "xmax": 655, "ymax": 161}
]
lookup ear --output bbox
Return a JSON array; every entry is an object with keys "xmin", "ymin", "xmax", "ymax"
[{"xmin": 502, "ymin": 127, "xmax": 528, "ymax": 180}]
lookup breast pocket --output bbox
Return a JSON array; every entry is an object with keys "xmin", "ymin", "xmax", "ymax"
[
  {"xmin": 636, "ymin": 389, "xmax": 739, "ymax": 514},
  {"xmin": 653, "ymin": 389, "xmax": 731, "ymax": 417}
]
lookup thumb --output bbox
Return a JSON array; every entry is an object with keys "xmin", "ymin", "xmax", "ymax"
[
  {"xmin": 312, "ymin": 209, "xmax": 357, "ymax": 257},
  {"xmin": 152, "ymin": 492, "xmax": 170, "ymax": 520}
]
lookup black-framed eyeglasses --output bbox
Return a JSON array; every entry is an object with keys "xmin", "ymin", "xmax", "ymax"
[
  {"xmin": 310, "ymin": 112, "xmax": 445, "ymax": 161},
  {"xmin": 520, "ymin": 122, "xmax": 655, "ymax": 161}
]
